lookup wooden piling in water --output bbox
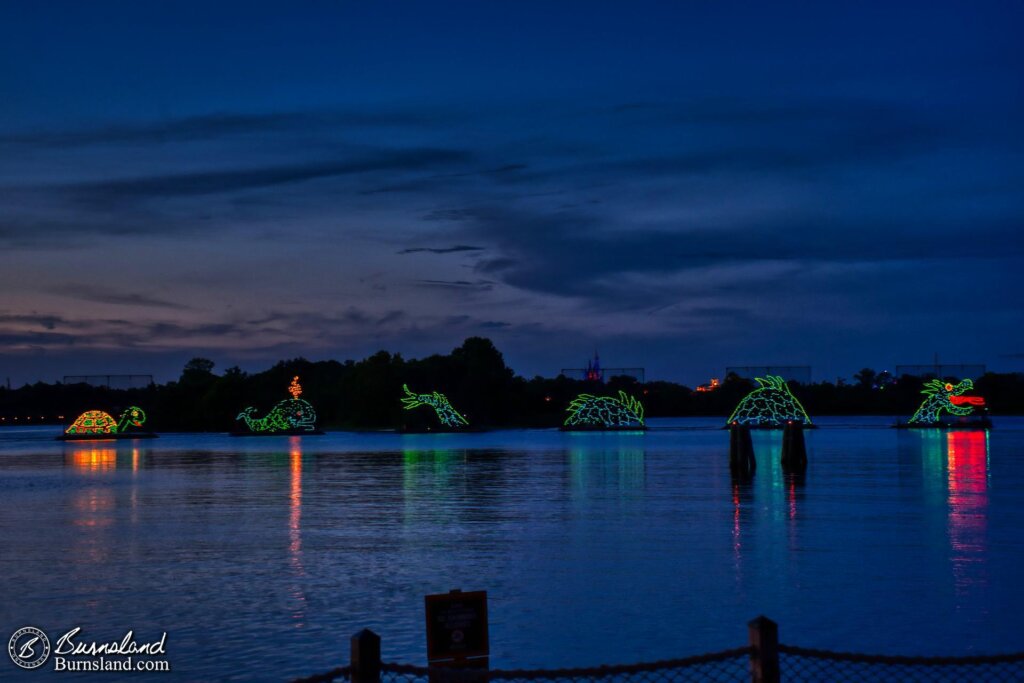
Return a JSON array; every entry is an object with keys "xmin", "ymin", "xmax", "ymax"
[
  {"xmin": 781, "ymin": 422, "xmax": 808, "ymax": 473},
  {"xmin": 729, "ymin": 423, "xmax": 756, "ymax": 476},
  {"xmin": 350, "ymin": 629, "xmax": 381, "ymax": 683},
  {"xmin": 748, "ymin": 616, "xmax": 780, "ymax": 683}
]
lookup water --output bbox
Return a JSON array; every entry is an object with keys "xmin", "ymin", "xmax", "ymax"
[{"xmin": 2, "ymin": 418, "xmax": 1023, "ymax": 681}]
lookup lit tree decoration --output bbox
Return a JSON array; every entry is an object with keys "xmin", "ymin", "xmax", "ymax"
[
  {"xmin": 237, "ymin": 376, "xmax": 318, "ymax": 433},
  {"xmin": 65, "ymin": 406, "xmax": 147, "ymax": 435},
  {"xmin": 564, "ymin": 391, "xmax": 645, "ymax": 429},
  {"xmin": 400, "ymin": 385, "xmax": 469, "ymax": 428},
  {"xmin": 726, "ymin": 376, "xmax": 812, "ymax": 427},
  {"xmin": 908, "ymin": 378, "xmax": 985, "ymax": 425}
]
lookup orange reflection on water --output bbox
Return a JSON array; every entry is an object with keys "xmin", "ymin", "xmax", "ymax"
[
  {"xmin": 67, "ymin": 447, "xmax": 117, "ymax": 472},
  {"xmin": 947, "ymin": 430, "xmax": 988, "ymax": 595},
  {"xmin": 288, "ymin": 436, "xmax": 307, "ymax": 626},
  {"xmin": 289, "ymin": 437, "xmax": 303, "ymax": 561},
  {"xmin": 72, "ymin": 485, "xmax": 115, "ymax": 530}
]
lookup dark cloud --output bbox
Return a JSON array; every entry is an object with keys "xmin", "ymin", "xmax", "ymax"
[
  {"xmin": 0, "ymin": 331, "xmax": 79, "ymax": 347},
  {"xmin": 376, "ymin": 310, "xmax": 406, "ymax": 326},
  {"xmin": 0, "ymin": 109, "xmax": 448, "ymax": 149},
  {"xmin": 244, "ymin": 308, "xmax": 407, "ymax": 333},
  {"xmin": 0, "ymin": 313, "xmax": 65, "ymax": 330},
  {"xmin": 421, "ymin": 209, "xmax": 488, "ymax": 223},
  {"xmin": 50, "ymin": 285, "xmax": 189, "ymax": 310},
  {"xmin": 67, "ymin": 148, "xmax": 472, "ymax": 207},
  {"xmin": 359, "ymin": 163, "xmax": 528, "ymax": 196},
  {"xmin": 415, "ymin": 279, "xmax": 495, "ymax": 291},
  {"xmin": 427, "ymin": 204, "xmax": 1024, "ymax": 313},
  {"xmin": 397, "ymin": 244, "xmax": 484, "ymax": 254}
]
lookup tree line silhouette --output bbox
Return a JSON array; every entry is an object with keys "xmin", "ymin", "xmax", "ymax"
[{"xmin": 2, "ymin": 337, "xmax": 1022, "ymax": 431}]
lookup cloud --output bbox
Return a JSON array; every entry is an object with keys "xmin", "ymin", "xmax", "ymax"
[
  {"xmin": 415, "ymin": 279, "xmax": 495, "ymax": 291},
  {"xmin": 407, "ymin": 203, "xmax": 1024, "ymax": 320},
  {"xmin": 0, "ymin": 109, "xmax": 449, "ymax": 149},
  {"xmin": 359, "ymin": 163, "xmax": 528, "ymax": 196},
  {"xmin": 0, "ymin": 313, "xmax": 65, "ymax": 330},
  {"xmin": 397, "ymin": 244, "xmax": 484, "ymax": 254},
  {"xmin": 67, "ymin": 148, "xmax": 473, "ymax": 207},
  {"xmin": 50, "ymin": 285, "xmax": 189, "ymax": 310},
  {"xmin": 0, "ymin": 330, "xmax": 79, "ymax": 347}
]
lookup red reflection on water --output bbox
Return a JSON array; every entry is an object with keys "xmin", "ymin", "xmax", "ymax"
[
  {"xmin": 732, "ymin": 483, "xmax": 741, "ymax": 552},
  {"xmin": 947, "ymin": 431, "xmax": 988, "ymax": 595}
]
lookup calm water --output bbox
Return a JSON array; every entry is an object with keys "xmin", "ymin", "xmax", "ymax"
[{"xmin": 2, "ymin": 418, "xmax": 1023, "ymax": 681}]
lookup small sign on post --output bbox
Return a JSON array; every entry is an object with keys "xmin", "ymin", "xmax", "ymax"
[{"xmin": 425, "ymin": 589, "xmax": 489, "ymax": 666}]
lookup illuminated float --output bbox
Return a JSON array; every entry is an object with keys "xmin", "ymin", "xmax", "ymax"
[
  {"xmin": 725, "ymin": 375, "xmax": 813, "ymax": 429},
  {"xmin": 561, "ymin": 391, "xmax": 646, "ymax": 431},
  {"xmin": 399, "ymin": 385, "xmax": 471, "ymax": 432},
  {"xmin": 234, "ymin": 376, "xmax": 324, "ymax": 435},
  {"xmin": 897, "ymin": 378, "xmax": 990, "ymax": 429},
  {"xmin": 58, "ymin": 405, "xmax": 157, "ymax": 441}
]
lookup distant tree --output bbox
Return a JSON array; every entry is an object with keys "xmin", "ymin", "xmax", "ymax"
[
  {"xmin": 223, "ymin": 366, "xmax": 246, "ymax": 379},
  {"xmin": 854, "ymin": 368, "xmax": 877, "ymax": 388},
  {"xmin": 181, "ymin": 358, "xmax": 215, "ymax": 380}
]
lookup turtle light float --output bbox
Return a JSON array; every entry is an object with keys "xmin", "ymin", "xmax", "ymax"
[
  {"xmin": 234, "ymin": 376, "xmax": 324, "ymax": 435},
  {"xmin": 59, "ymin": 405, "xmax": 156, "ymax": 440}
]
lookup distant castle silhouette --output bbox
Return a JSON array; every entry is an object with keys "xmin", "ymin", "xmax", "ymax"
[{"xmin": 585, "ymin": 352, "xmax": 601, "ymax": 382}]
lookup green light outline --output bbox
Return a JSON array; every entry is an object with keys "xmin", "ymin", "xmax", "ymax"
[
  {"xmin": 725, "ymin": 376, "xmax": 812, "ymax": 427},
  {"xmin": 401, "ymin": 384, "xmax": 469, "ymax": 428},
  {"xmin": 564, "ymin": 390, "xmax": 645, "ymax": 428},
  {"xmin": 908, "ymin": 378, "xmax": 977, "ymax": 424}
]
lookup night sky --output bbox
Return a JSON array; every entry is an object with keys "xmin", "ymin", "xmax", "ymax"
[{"xmin": 2, "ymin": 1, "xmax": 1022, "ymax": 386}]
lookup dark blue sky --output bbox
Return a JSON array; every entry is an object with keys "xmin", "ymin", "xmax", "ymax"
[{"xmin": 2, "ymin": 1, "xmax": 1022, "ymax": 385}]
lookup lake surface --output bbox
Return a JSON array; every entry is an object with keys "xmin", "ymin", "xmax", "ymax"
[{"xmin": 2, "ymin": 418, "xmax": 1023, "ymax": 681}]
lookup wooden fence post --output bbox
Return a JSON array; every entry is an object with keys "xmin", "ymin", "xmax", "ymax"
[
  {"xmin": 748, "ymin": 616, "xmax": 780, "ymax": 683},
  {"xmin": 351, "ymin": 629, "xmax": 381, "ymax": 683}
]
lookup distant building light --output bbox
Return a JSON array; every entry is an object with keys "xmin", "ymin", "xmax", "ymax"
[{"xmin": 696, "ymin": 377, "xmax": 721, "ymax": 393}]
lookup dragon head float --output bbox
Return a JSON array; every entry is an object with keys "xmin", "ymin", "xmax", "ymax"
[{"xmin": 908, "ymin": 378, "xmax": 985, "ymax": 425}]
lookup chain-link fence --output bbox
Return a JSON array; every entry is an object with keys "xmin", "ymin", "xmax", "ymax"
[
  {"xmin": 779, "ymin": 645, "xmax": 1024, "ymax": 682},
  {"xmin": 292, "ymin": 617, "xmax": 1024, "ymax": 683},
  {"xmin": 373, "ymin": 649, "xmax": 752, "ymax": 683}
]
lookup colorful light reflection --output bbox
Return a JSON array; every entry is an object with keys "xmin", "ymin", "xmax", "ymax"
[
  {"xmin": 946, "ymin": 430, "xmax": 989, "ymax": 595},
  {"xmin": 67, "ymin": 447, "xmax": 117, "ymax": 471},
  {"xmin": 288, "ymin": 436, "xmax": 306, "ymax": 626}
]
